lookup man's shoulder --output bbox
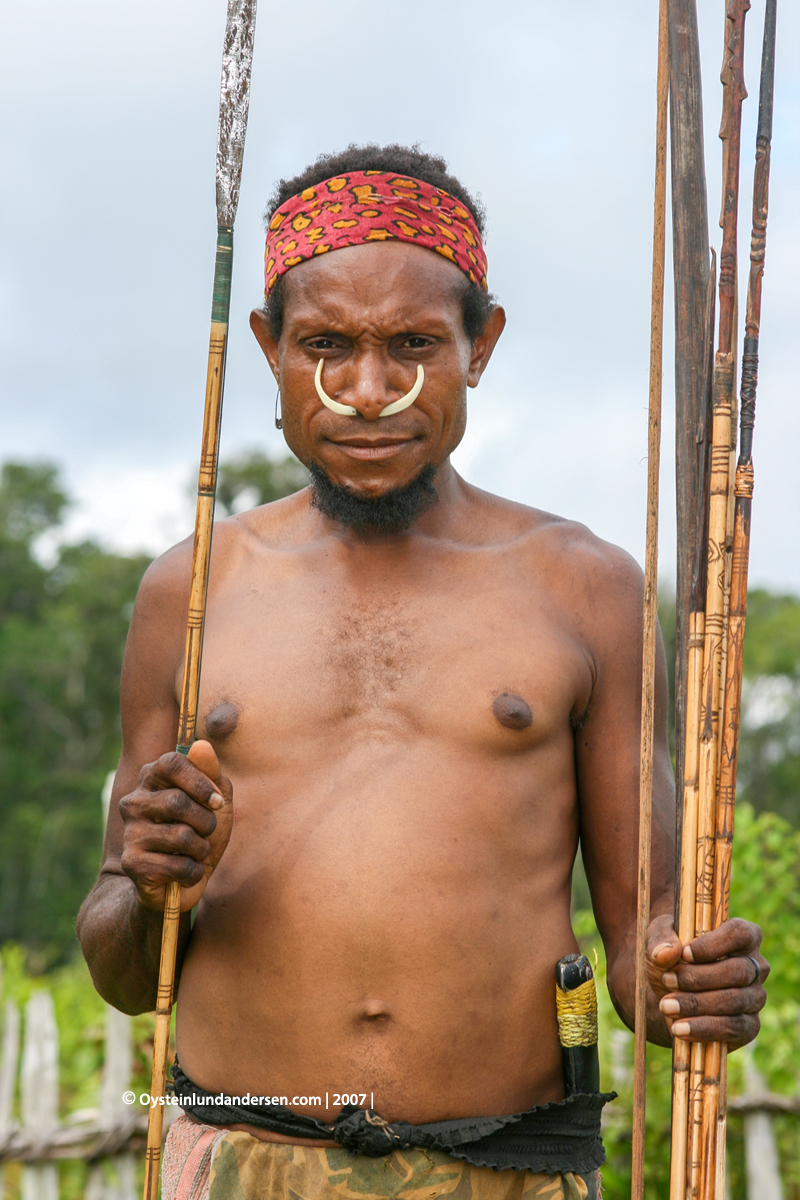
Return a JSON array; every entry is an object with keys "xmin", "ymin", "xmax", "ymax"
[
  {"xmin": 139, "ymin": 490, "xmax": 311, "ymax": 597},
  {"xmin": 469, "ymin": 485, "xmax": 643, "ymax": 590}
]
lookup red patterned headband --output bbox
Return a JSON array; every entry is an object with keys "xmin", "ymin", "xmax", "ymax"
[{"xmin": 264, "ymin": 171, "xmax": 488, "ymax": 294}]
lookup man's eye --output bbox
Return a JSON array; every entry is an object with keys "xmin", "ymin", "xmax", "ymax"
[
  {"xmin": 403, "ymin": 336, "xmax": 431, "ymax": 349},
  {"xmin": 308, "ymin": 338, "xmax": 336, "ymax": 351}
]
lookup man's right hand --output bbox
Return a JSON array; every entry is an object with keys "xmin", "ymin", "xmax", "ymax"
[{"xmin": 119, "ymin": 740, "xmax": 233, "ymax": 912}]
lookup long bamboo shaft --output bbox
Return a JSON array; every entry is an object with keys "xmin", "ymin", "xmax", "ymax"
[
  {"xmin": 686, "ymin": 375, "xmax": 732, "ymax": 1198},
  {"xmin": 704, "ymin": 6, "xmax": 776, "ymax": 1195},
  {"xmin": 691, "ymin": 4, "xmax": 750, "ymax": 1194},
  {"xmin": 669, "ymin": 610, "xmax": 704, "ymax": 1200},
  {"xmin": 142, "ymin": 227, "xmax": 233, "ymax": 1200},
  {"xmin": 630, "ymin": 4, "xmax": 669, "ymax": 1195},
  {"xmin": 669, "ymin": 241, "xmax": 715, "ymax": 1200},
  {"xmin": 699, "ymin": 471, "xmax": 750, "ymax": 1200},
  {"xmin": 713, "ymin": 0, "xmax": 774, "ymax": 943}
]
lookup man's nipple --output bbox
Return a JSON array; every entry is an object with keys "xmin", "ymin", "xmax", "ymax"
[
  {"xmin": 203, "ymin": 701, "xmax": 240, "ymax": 741},
  {"xmin": 492, "ymin": 693, "xmax": 533, "ymax": 730}
]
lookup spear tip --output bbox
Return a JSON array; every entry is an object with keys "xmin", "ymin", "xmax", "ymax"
[{"xmin": 216, "ymin": 0, "xmax": 258, "ymax": 227}]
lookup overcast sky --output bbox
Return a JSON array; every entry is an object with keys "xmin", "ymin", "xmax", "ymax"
[{"xmin": 1, "ymin": 0, "xmax": 798, "ymax": 591}]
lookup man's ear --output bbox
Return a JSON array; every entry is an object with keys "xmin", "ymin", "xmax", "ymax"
[
  {"xmin": 467, "ymin": 306, "xmax": 507, "ymax": 388},
  {"xmin": 249, "ymin": 308, "xmax": 280, "ymax": 382}
]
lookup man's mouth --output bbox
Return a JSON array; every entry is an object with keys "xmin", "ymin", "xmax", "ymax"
[{"xmin": 327, "ymin": 435, "xmax": 418, "ymax": 461}]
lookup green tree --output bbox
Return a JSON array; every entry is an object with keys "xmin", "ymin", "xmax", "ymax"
[
  {"xmin": 0, "ymin": 455, "xmax": 309, "ymax": 967},
  {"xmin": 657, "ymin": 587, "xmax": 800, "ymax": 826},
  {"xmin": 736, "ymin": 590, "xmax": 800, "ymax": 827},
  {"xmin": 213, "ymin": 451, "xmax": 309, "ymax": 516},
  {"xmin": 0, "ymin": 464, "xmax": 150, "ymax": 966}
]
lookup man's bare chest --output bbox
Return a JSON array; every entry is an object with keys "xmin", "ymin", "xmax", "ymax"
[{"xmin": 190, "ymin": 544, "xmax": 594, "ymax": 766}]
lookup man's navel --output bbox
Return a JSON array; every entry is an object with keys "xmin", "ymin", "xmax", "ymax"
[
  {"xmin": 492, "ymin": 693, "xmax": 533, "ymax": 731},
  {"xmin": 203, "ymin": 701, "xmax": 240, "ymax": 741},
  {"xmin": 356, "ymin": 1000, "xmax": 392, "ymax": 1026}
]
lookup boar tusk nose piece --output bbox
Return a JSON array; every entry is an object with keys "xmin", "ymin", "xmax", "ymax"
[
  {"xmin": 315, "ymin": 359, "xmax": 357, "ymax": 415},
  {"xmin": 314, "ymin": 360, "xmax": 424, "ymax": 418},
  {"xmin": 379, "ymin": 365, "xmax": 424, "ymax": 417}
]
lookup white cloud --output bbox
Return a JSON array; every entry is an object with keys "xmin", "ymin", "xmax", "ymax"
[{"xmin": 1, "ymin": 0, "xmax": 798, "ymax": 581}]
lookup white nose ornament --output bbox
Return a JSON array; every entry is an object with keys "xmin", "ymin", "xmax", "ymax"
[{"xmin": 314, "ymin": 359, "xmax": 424, "ymax": 418}]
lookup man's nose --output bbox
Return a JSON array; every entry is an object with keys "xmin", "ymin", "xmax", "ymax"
[{"xmin": 343, "ymin": 355, "xmax": 397, "ymax": 421}]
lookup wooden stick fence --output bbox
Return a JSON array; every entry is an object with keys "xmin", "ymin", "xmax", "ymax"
[
  {"xmin": 610, "ymin": 1027, "xmax": 792, "ymax": 1198},
  {"xmin": 0, "ymin": 975, "xmax": 795, "ymax": 1200},
  {"xmin": 0, "ymin": 991, "xmax": 176, "ymax": 1200}
]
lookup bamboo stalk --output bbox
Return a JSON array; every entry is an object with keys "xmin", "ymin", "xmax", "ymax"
[{"xmin": 631, "ymin": 4, "xmax": 669, "ymax": 1195}]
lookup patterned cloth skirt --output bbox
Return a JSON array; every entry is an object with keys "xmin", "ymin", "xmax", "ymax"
[{"xmin": 162, "ymin": 1114, "xmax": 600, "ymax": 1200}]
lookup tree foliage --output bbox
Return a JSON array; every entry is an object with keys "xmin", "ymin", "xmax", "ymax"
[
  {"xmin": 213, "ymin": 451, "xmax": 309, "ymax": 517},
  {"xmin": 0, "ymin": 456, "xmax": 306, "ymax": 966},
  {"xmin": 0, "ymin": 465, "xmax": 150, "ymax": 966},
  {"xmin": 658, "ymin": 587, "xmax": 800, "ymax": 827},
  {"xmin": 735, "ymin": 591, "xmax": 800, "ymax": 827}
]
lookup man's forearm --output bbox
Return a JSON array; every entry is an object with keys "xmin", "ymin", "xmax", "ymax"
[
  {"xmin": 606, "ymin": 925, "xmax": 674, "ymax": 1048},
  {"xmin": 77, "ymin": 875, "xmax": 192, "ymax": 1015}
]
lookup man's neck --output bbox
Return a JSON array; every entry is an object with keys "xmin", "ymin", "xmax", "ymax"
[{"xmin": 310, "ymin": 459, "xmax": 472, "ymax": 548}]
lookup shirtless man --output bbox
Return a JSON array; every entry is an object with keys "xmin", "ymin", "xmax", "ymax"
[{"xmin": 78, "ymin": 146, "xmax": 767, "ymax": 1199}]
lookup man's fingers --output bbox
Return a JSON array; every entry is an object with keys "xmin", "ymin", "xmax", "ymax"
[
  {"xmin": 662, "ymin": 953, "xmax": 770, "ymax": 993},
  {"xmin": 646, "ymin": 913, "xmax": 683, "ymax": 968},
  {"xmin": 660, "ymin": 984, "xmax": 766, "ymax": 1020},
  {"xmin": 120, "ymin": 789, "xmax": 218, "ymax": 838},
  {"xmin": 139, "ymin": 750, "xmax": 225, "ymax": 810},
  {"xmin": 670, "ymin": 1014, "xmax": 760, "ymax": 1049},
  {"xmin": 120, "ymin": 745, "xmax": 233, "ymax": 914},
  {"xmin": 137, "ymin": 823, "xmax": 212, "ymax": 863},
  {"xmin": 121, "ymin": 849, "xmax": 205, "ymax": 891},
  {"xmin": 686, "ymin": 917, "xmax": 762, "ymax": 964}
]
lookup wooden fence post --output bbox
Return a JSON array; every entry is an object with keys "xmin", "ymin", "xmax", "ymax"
[
  {"xmin": 20, "ymin": 992, "xmax": 58, "ymax": 1200},
  {"xmin": 84, "ymin": 1007, "xmax": 136, "ymax": 1200},
  {"xmin": 743, "ymin": 1049, "xmax": 783, "ymax": 1200},
  {"xmin": 1, "ymin": 999, "xmax": 22, "ymax": 1199}
]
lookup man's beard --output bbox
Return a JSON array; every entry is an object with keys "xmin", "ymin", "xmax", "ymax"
[{"xmin": 308, "ymin": 461, "xmax": 438, "ymax": 532}]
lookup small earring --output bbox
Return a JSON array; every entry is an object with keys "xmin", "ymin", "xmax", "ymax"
[{"xmin": 274, "ymin": 387, "xmax": 283, "ymax": 430}]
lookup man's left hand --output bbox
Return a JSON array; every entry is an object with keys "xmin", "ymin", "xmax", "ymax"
[{"xmin": 645, "ymin": 913, "xmax": 769, "ymax": 1050}]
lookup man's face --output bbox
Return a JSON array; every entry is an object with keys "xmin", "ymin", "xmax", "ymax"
[{"xmin": 250, "ymin": 241, "xmax": 504, "ymax": 502}]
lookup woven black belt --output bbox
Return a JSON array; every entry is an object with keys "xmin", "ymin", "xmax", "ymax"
[{"xmin": 170, "ymin": 1062, "xmax": 614, "ymax": 1176}]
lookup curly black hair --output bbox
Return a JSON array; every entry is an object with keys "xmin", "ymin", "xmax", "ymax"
[{"xmin": 262, "ymin": 143, "xmax": 495, "ymax": 343}]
